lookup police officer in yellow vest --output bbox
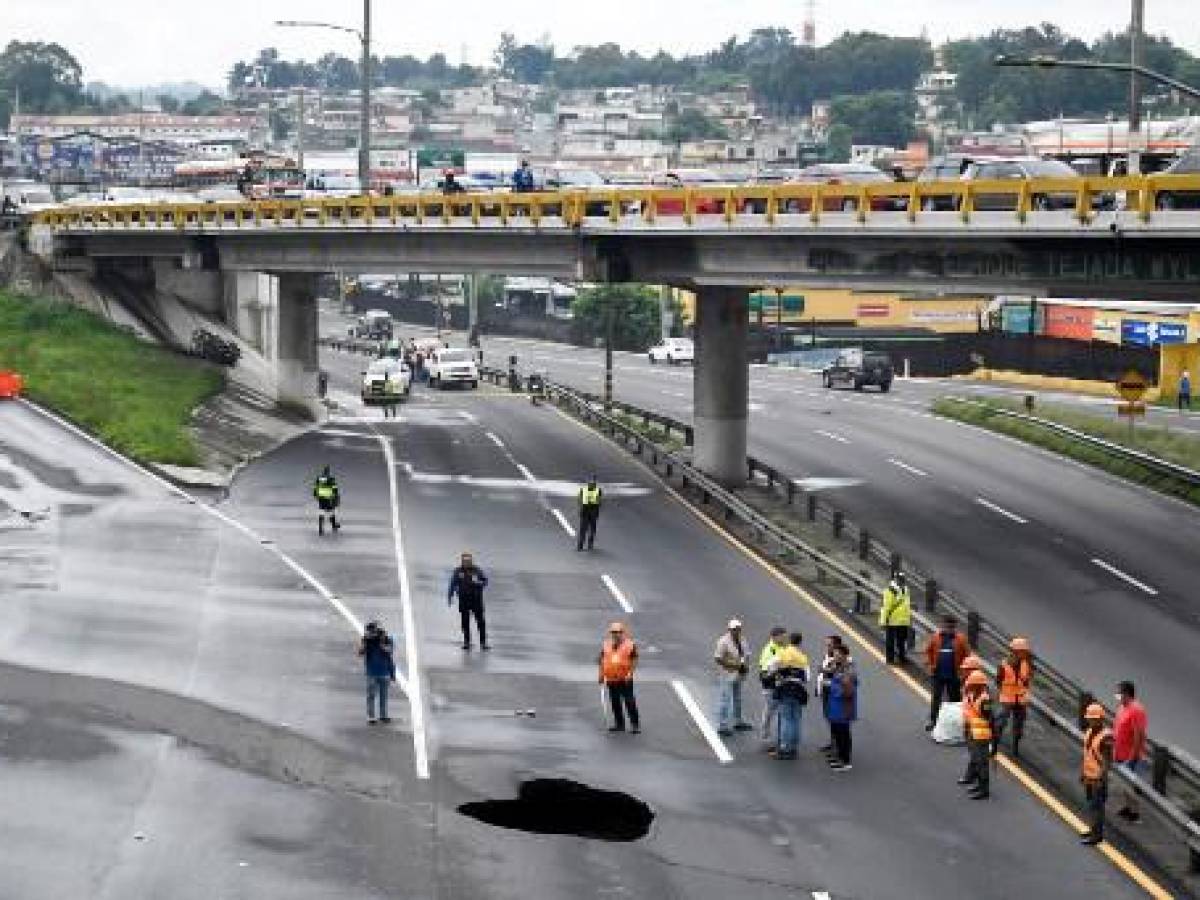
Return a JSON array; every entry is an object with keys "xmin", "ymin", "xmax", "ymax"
[
  {"xmin": 577, "ymin": 474, "xmax": 602, "ymax": 551},
  {"xmin": 879, "ymin": 572, "xmax": 912, "ymax": 666},
  {"xmin": 313, "ymin": 465, "xmax": 341, "ymax": 536}
]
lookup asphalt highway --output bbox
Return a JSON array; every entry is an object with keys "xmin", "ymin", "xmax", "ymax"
[
  {"xmin": 359, "ymin": 316, "xmax": 1200, "ymax": 759},
  {"xmin": 0, "ymin": 348, "xmax": 1151, "ymax": 898}
]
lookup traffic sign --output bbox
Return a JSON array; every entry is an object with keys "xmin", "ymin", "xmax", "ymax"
[
  {"xmin": 1116, "ymin": 369, "xmax": 1149, "ymax": 402},
  {"xmin": 1117, "ymin": 402, "xmax": 1147, "ymax": 417}
]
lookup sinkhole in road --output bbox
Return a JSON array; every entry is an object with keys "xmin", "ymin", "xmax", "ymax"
[{"xmin": 457, "ymin": 778, "xmax": 654, "ymax": 841}]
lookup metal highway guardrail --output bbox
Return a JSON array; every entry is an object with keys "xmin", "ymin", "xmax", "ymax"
[
  {"xmin": 939, "ymin": 396, "xmax": 1200, "ymax": 489},
  {"xmin": 31, "ymin": 173, "xmax": 1200, "ymax": 232},
  {"xmin": 484, "ymin": 370, "xmax": 1200, "ymax": 893}
]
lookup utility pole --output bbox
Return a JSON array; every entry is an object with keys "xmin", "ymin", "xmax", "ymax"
[
  {"xmin": 359, "ymin": 0, "xmax": 372, "ymax": 193},
  {"xmin": 137, "ymin": 90, "xmax": 146, "ymax": 187},
  {"xmin": 296, "ymin": 90, "xmax": 306, "ymax": 170},
  {"xmin": 1129, "ymin": 0, "xmax": 1144, "ymax": 176}
]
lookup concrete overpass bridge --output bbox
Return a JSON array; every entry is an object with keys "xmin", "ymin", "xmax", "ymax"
[{"xmin": 31, "ymin": 173, "xmax": 1200, "ymax": 482}]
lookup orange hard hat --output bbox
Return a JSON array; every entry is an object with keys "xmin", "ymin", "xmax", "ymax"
[
  {"xmin": 960, "ymin": 654, "xmax": 982, "ymax": 672},
  {"xmin": 964, "ymin": 671, "xmax": 989, "ymax": 689},
  {"xmin": 1010, "ymin": 636, "xmax": 1030, "ymax": 652},
  {"xmin": 1084, "ymin": 702, "xmax": 1106, "ymax": 721},
  {"xmin": 608, "ymin": 622, "xmax": 625, "ymax": 633}
]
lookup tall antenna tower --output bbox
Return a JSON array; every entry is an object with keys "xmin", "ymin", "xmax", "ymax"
[{"xmin": 802, "ymin": 0, "xmax": 816, "ymax": 47}]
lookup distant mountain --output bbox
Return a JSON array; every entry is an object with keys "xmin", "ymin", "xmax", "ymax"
[{"xmin": 85, "ymin": 81, "xmax": 223, "ymax": 102}]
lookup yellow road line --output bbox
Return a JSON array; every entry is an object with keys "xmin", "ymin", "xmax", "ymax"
[{"xmin": 553, "ymin": 402, "xmax": 1175, "ymax": 900}]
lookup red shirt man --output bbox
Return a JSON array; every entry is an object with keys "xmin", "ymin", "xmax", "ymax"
[{"xmin": 1112, "ymin": 680, "xmax": 1148, "ymax": 823}]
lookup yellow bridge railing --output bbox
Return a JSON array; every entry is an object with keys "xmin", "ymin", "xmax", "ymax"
[{"xmin": 33, "ymin": 174, "xmax": 1200, "ymax": 231}]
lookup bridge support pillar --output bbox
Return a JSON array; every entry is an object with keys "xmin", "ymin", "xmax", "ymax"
[
  {"xmin": 693, "ymin": 286, "xmax": 748, "ymax": 486},
  {"xmin": 275, "ymin": 272, "xmax": 322, "ymax": 419}
]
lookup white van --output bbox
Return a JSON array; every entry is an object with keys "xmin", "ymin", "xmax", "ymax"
[{"xmin": 427, "ymin": 347, "xmax": 479, "ymax": 389}]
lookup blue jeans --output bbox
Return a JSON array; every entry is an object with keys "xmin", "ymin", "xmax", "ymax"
[
  {"xmin": 367, "ymin": 675, "xmax": 390, "ymax": 720},
  {"xmin": 777, "ymin": 696, "xmax": 802, "ymax": 755},
  {"xmin": 716, "ymin": 676, "xmax": 745, "ymax": 730}
]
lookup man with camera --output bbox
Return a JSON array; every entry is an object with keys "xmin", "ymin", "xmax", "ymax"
[{"xmin": 357, "ymin": 621, "xmax": 397, "ymax": 725}]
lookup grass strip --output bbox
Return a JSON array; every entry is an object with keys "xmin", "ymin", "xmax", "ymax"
[
  {"xmin": 0, "ymin": 291, "xmax": 224, "ymax": 466},
  {"xmin": 933, "ymin": 396, "xmax": 1200, "ymax": 506}
]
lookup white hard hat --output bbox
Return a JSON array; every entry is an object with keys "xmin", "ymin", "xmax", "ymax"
[{"xmin": 728, "ymin": 618, "xmax": 743, "ymax": 629}]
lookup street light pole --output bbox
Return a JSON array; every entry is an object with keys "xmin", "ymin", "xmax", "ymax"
[
  {"xmin": 359, "ymin": 0, "xmax": 372, "ymax": 192},
  {"xmin": 1129, "ymin": 0, "xmax": 1145, "ymax": 176}
]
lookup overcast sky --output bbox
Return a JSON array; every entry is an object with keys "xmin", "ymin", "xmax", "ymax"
[{"xmin": 5, "ymin": 0, "xmax": 1195, "ymax": 89}]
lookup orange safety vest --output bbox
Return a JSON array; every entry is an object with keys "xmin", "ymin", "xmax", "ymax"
[
  {"xmin": 601, "ymin": 639, "xmax": 636, "ymax": 682},
  {"xmin": 1082, "ymin": 727, "xmax": 1113, "ymax": 782},
  {"xmin": 998, "ymin": 657, "xmax": 1033, "ymax": 706},
  {"xmin": 963, "ymin": 691, "xmax": 993, "ymax": 742}
]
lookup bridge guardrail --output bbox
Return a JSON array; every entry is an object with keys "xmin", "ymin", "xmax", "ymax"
[
  {"xmin": 939, "ymin": 396, "xmax": 1200, "ymax": 489},
  {"xmin": 530, "ymin": 376, "xmax": 1200, "ymax": 892},
  {"xmin": 32, "ymin": 173, "xmax": 1200, "ymax": 232}
]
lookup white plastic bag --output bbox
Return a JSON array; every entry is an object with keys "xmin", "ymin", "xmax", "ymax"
[{"xmin": 931, "ymin": 700, "xmax": 965, "ymax": 745}]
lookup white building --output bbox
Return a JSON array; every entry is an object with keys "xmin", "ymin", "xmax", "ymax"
[{"xmin": 10, "ymin": 113, "xmax": 257, "ymax": 144}]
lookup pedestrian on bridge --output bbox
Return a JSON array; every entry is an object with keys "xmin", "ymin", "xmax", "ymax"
[
  {"xmin": 577, "ymin": 475, "xmax": 603, "ymax": 551},
  {"xmin": 357, "ymin": 621, "xmax": 396, "ymax": 725},
  {"xmin": 313, "ymin": 465, "xmax": 341, "ymax": 536},
  {"xmin": 1113, "ymin": 681, "xmax": 1148, "ymax": 825},
  {"xmin": 992, "ymin": 637, "xmax": 1034, "ymax": 758},
  {"xmin": 879, "ymin": 573, "xmax": 912, "ymax": 666},
  {"xmin": 924, "ymin": 615, "xmax": 969, "ymax": 732},
  {"xmin": 1080, "ymin": 703, "xmax": 1114, "ymax": 845},
  {"xmin": 757, "ymin": 626, "xmax": 789, "ymax": 750},
  {"xmin": 448, "ymin": 552, "xmax": 490, "ymax": 651},
  {"xmin": 598, "ymin": 622, "xmax": 640, "ymax": 733},
  {"xmin": 959, "ymin": 670, "xmax": 994, "ymax": 799},
  {"xmin": 1179, "ymin": 370, "xmax": 1192, "ymax": 411},
  {"xmin": 766, "ymin": 632, "xmax": 810, "ymax": 760},
  {"xmin": 714, "ymin": 619, "xmax": 752, "ymax": 737}
]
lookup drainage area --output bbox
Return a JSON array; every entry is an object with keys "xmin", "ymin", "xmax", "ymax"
[{"xmin": 458, "ymin": 778, "xmax": 654, "ymax": 841}]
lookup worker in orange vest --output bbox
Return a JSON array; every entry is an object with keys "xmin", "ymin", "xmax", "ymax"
[
  {"xmin": 924, "ymin": 614, "xmax": 969, "ymax": 731},
  {"xmin": 958, "ymin": 654, "xmax": 982, "ymax": 681},
  {"xmin": 598, "ymin": 622, "xmax": 640, "ymax": 734},
  {"xmin": 993, "ymin": 637, "xmax": 1034, "ymax": 758},
  {"xmin": 1080, "ymin": 703, "xmax": 1114, "ymax": 845},
  {"xmin": 958, "ymin": 670, "xmax": 994, "ymax": 799}
]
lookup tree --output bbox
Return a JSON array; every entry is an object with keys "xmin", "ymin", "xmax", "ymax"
[
  {"xmin": 157, "ymin": 93, "xmax": 180, "ymax": 114},
  {"xmin": 0, "ymin": 41, "xmax": 84, "ymax": 113},
  {"xmin": 830, "ymin": 91, "xmax": 916, "ymax": 146},
  {"xmin": 825, "ymin": 123, "xmax": 853, "ymax": 162},
  {"xmin": 180, "ymin": 90, "xmax": 225, "ymax": 116},
  {"xmin": 666, "ymin": 108, "xmax": 729, "ymax": 143},
  {"xmin": 570, "ymin": 284, "xmax": 663, "ymax": 351}
]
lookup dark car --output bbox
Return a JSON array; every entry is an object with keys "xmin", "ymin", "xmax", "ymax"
[
  {"xmin": 960, "ymin": 157, "xmax": 1094, "ymax": 211},
  {"xmin": 1154, "ymin": 147, "xmax": 1200, "ymax": 210},
  {"xmin": 822, "ymin": 349, "xmax": 894, "ymax": 392}
]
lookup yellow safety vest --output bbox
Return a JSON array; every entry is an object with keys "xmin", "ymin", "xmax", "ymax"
[
  {"xmin": 580, "ymin": 485, "xmax": 601, "ymax": 506},
  {"xmin": 316, "ymin": 480, "xmax": 336, "ymax": 500},
  {"xmin": 879, "ymin": 586, "xmax": 912, "ymax": 627}
]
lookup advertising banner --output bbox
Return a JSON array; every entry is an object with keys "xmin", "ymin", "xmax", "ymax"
[{"xmin": 1044, "ymin": 304, "xmax": 1095, "ymax": 340}]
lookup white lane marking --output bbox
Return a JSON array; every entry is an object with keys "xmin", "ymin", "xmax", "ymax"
[
  {"xmin": 551, "ymin": 508, "xmax": 577, "ymax": 537},
  {"xmin": 888, "ymin": 458, "xmax": 930, "ymax": 477},
  {"xmin": 671, "ymin": 680, "xmax": 734, "ymax": 764},
  {"xmin": 812, "ymin": 893, "xmax": 832, "ymax": 900},
  {"xmin": 974, "ymin": 497, "xmax": 1029, "ymax": 525},
  {"xmin": 1091, "ymin": 558, "xmax": 1159, "ymax": 596},
  {"xmin": 374, "ymin": 432, "xmax": 431, "ymax": 780},
  {"xmin": 600, "ymin": 574, "xmax": 634, "ymax": 614},
  {"xmin": 814, "ymin": 429, "xmax": 850, "ymax": 444},
  {"xmin": 485, "ymin": 432, "xmax": 505, "ymax": 448},
  {"xmin": 15, "ymin": 402, "xmax": 412, "ymax": 679},
  {"xmin": 515, "ymin": 463, "xmax": 536, "ymax": 482}
]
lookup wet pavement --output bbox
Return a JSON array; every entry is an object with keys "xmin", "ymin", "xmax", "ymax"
[{"xmin": 0, "ymin": 360, "xmax": 1153, "ymax": 898}]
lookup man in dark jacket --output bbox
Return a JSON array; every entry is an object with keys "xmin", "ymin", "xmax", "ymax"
[
  {"xmin": 357, "ymin": 621, "xmax": 396, "ymax": 725},
  {"xmin": 448, "ymin": 551, "xmax": 490, "ymax": 650},
  {"xmin": 512, "ymin": 160, "xmax": 535, "ymax": 193}
]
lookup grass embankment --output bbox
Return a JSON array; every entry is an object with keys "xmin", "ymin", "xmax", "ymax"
[
  {"xmin": 0, "ymin": 292, "xmax": 224, "ymax": 465},
  {"xmin": 934, "ymin": 396, "xmax": 1200, "ymax": 505}
]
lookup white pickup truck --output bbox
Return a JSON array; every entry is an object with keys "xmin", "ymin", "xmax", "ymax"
[
  {"xmin": 427, "ymin": 347, "xmax": 479, "ymax": 390},
  {"xmin": 361, "ymin": 357, "xmax": 412, "ymax": 404}
]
